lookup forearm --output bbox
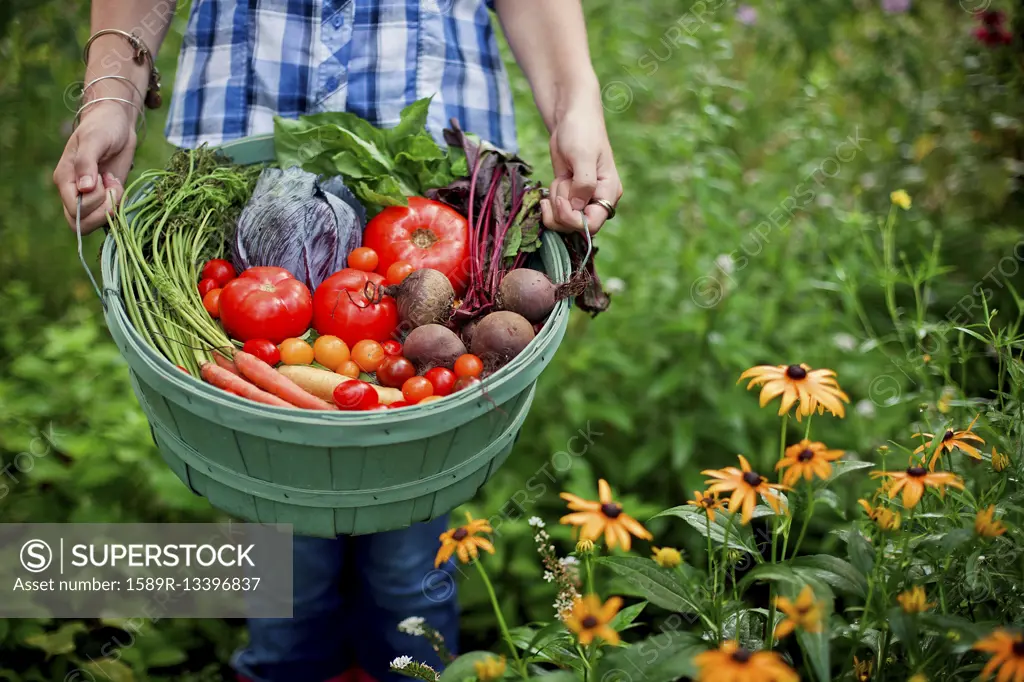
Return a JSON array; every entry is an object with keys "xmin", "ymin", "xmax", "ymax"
[
  {"xmin": 493, "ymin": 0, "xmax": 601, "ymax": 132},
  {"xmin": 83, "ymin": 1, "xmax": 176, "ymax": 110}
]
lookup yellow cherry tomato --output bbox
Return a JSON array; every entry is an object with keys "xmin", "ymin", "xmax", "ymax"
[{"xmin": 278, "ymin": 338, "xmax": 314, "ymax": 365}]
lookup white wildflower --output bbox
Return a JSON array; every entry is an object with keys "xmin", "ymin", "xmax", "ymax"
[
  {"xmin": 398, "ymin": 616, "xmax": 425, "ymax": 636},
  {"xmin": 543, "ymin": 571, "xmax": 554, "ymax": 582},
  {"xmin": 559, "ymin": 556, "xmax": 579, "ymax": 567},
  {"xmin": 605, "ymin": 277, "xmax": 626, "ymax": 295},
  {"xmin": 528, "ymin": 516, "xmax": 545, "ymax": 528},
  {"xmin": 391, "ymin": 656, "xmax": 414, "ymax": 670},
  {"xmin": 714, "ymin": 254, "xmax": 735, "ymax": 275},
  {"xmin": 855, "ymin": 399, "xmax": 877, "ymax": 419},
  {"xmin": 832, "ymin": 333, "xmax": 858, "ymax": 352}
]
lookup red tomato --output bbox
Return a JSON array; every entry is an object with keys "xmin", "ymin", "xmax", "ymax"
[
  {"xmin": 381, "ymin": 339, "xmax": 403, "ymax": 356},
  {"xmin": 388, "ymin": 400, "xmax": 411, "ymax": 409},
  {"xmin": 364, "ymin": 198, "xmax": 470, "ymax": 295},
  {"xmin": 203, "ymin": 288, "xmax": 222, "ymax": 318},
  {"xmin": 242, "ymin": 339, "xmax": 281, "ymax": 366},
  {"xmin": 377, "ymin": 356, "xmax": 416, "ymax": 388},
  {"xmin": 386, "ymin": 261, "xmax": 415, "ymax": 285},
  {"xmin": 454, "ymin": 354, "xmax": 484, "ymax": 378},
  {"xmin": 424, "ymin": 367, "xmax": 456, "ymax": 396},
  {"xmin": 198, "ymin": 277, "xmax": 219, "ymax": 297},
  {"xmin": 333, "ymin": 381, "xmax": 380, "ymax": 411},
  {"xmin": 402, "ymin": 376, "xmax": 434, "ymax": 404},
  {"xmin": 454, "ymin": 376, "xmax": 481, "ymax": 392},
  {"xmin": 312, "ymin": 269, "xmax": 398, "ymax": 346},
  {"xmin": 201, "ymin": 259, "xmax": 237, "ymax": 287},
  {"xmin": 219, "ymin": 267, "xmax": 312, "ymax": 344},
  {"xmin": 347, "ymin": 247, "xmax": 379, "ymax": 272}
]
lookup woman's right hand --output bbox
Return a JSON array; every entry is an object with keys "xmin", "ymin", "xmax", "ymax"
[{"xmin": 53, "ymin": 100, "xmax": 138, "ymax": 234}]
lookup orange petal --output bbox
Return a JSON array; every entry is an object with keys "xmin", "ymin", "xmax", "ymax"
[{"xmin": 598, "ymin": 479, "xmax": 613, "ymax": 504}]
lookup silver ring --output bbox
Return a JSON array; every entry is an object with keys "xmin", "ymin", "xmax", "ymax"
[{"xmin": 588, "ymin": 198, "xmax": 616, "ymax": 221}]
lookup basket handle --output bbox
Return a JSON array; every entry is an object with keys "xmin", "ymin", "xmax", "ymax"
[{"xmin": 75, "ymin": 193, "xmax": 109, "ymax": 312}]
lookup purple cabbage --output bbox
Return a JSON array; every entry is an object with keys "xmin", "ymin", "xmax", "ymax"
[{"xmin": 232, "ymin": 167, "xmax": 366, "ymax": 291}]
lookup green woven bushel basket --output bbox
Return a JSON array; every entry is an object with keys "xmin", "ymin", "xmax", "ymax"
[{"xmin": 99, "ymin": 134, "xmax": 571, "ymax": 537}]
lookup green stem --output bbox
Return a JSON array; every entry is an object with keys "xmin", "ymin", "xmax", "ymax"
[
  {"xmin": 473, "ymin": 560, "xmax": 526, "ymax": 676},
  {"xmin": 791, "ymin": 486, "xmax": 817, "ymax": 558}
]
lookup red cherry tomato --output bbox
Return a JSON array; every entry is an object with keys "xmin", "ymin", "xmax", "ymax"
[
  {"xmin": 381, "ymin": 339, "xmax": 403, "ymax": 356},
  {"xmin": 388, "ymin": 401, "xmax": 411, "ymax": 409},
  {"xmin": 219, "ymin": 267, "xmax": 312, "ymax": 344},
  {"xmin": 201, "ymin": 259, "xmax": 237, "ymax": 287},
  {"xmin": 347, "ymin": 247, "xmax": 379, "ymax": 272},
  {"xmin": 454, "ymin": 376, "xmax": 481, "ymax": 392},
  {"xmin": 402, "ymin": 376, "xmax": 434, "ymax": 404},
  {"xmin": 198, "ymin": 277, "xmax": 219, "ymax": 297},
  {"xmin": 424, "ymin": 367, "xmax": 456, "ymax": 397},
  {"xmin": 203, "ymin": 288, "xmax": 222, "ymax": 318},
  {"xmin": 377, "ymin": 355, "xmax": 417, "ymax": 389},
  {"xmin": 386, "ymin": 261, "xmax": 415, "ymax": 286},
  {"xmin": 312, "ymin": 268, "xmax": 398, "ymax": 346},
  {"xmin": 333, "ymin": 380, "xmax": 380, "ymax": 411},
  {"xmin": 242, "ymin": 339, "xmax": 281, "ymax": 366},
  {"xmin": 364, "ymin": 198, "xmax": 470, "ymax": 295},
  {"xmin": 176, "ymin": 365, "xmax": 190, "ymax": 374},
  {"xmin": 454, "ymin": 354, "xmax": 484, "ymax": 378}
]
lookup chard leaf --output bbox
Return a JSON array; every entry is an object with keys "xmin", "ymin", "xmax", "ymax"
[
  {"xmin": 387, "ymin": 98, "xmax": 433, "ymax": 148},
  {"xmin": 355, "ymin": 177, "xmax": 409, "ymax": 207}
]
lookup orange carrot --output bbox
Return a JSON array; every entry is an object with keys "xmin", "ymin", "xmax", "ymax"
[
  {"xmin": 201, "ymin": 363, "xmax": 294, "ymax": 408},
  {"xmin": 214, "ymin": 352, "xmax": 245, "ymax": 378},
  {"xmin": 233, "ymin": 351, "xmax": 338, "ymax": 411}
]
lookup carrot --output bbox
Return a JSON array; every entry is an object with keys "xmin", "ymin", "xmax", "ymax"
[
  {"xmin": 200, "ymin": 363, "xmax": 294, "ymax": 408},
  {"xmin": 214, "ymin": 352, "xmax": 246, "ymax": 379},
  {"xmin": 233, "ymin": 351, "xmax": 338, "ymax": 411},
  {"xmin": 277, "ymin": 365, "xmax": 405, "ymax": 406}
]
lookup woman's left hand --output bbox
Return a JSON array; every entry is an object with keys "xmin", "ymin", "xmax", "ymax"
[{"xmin": 541, "ymin": 102, "xmax": 622, "ymax": 235}]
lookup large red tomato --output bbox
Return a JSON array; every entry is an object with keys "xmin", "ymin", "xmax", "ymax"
[
  {"xmin": 363, "ymin": 197, "xmax": 470, "ymax": 295},
  {"xmin": 313, "ymin": 268, "xmax": 399, "ymax": 346},
  {"xmin": 219, "ymin": 267, "xmax": 312, "ymax": 344}
]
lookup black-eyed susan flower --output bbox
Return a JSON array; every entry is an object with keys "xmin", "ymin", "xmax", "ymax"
[
  {"xmin": 975, "ymin": 505, "xmax": 1007, "ymax": 538},
  {"xmin": 907, "ymin": 674, "xmax": 927, "ymax": 682},
  {"xmin": 774, "ymin": 585, "xmax": 823, "ymax": 638},
  {"xmin": 694, "ymin": 640, "xmax": 799, "ymax": 682},
  {"xmin": 687, "ymin": 490, "xmax": 723, "ymax": 522},
  {"xmin": 651, "ymin": 546, "xmax": 683, "ymax": 568},
  {"xmin": 564, "ymin": 595, "xmax": 622, "ymax": 646},
  {"xmin": 739, "ymin": 363, "xmax": 850, "ymax": 421},
  {"xmin": 913, "ymin": 415, "xmax": 984, "ymax": 468},
  {"xmin": 991, "ymin": 448, "xmax": 1010, "ymax": 473},
  {"xmin": 434, "ymin": 513, "xmax": 494, "ymax": 568},
  {"xmin": 575, "ymin": 538, "xmax": 595, "ymax": 554},
  {"xmin": 897, "ymin": 585, "xmax": 935, "ymax": 614},
  {"xmin": 703, "ymin": 455, "xmax": 788, "ymax": 524},
  {"xmin": 891, "ymin": 189, "xmax": 912, "ymax": 210},
  {"xmin": 870, "ymin": 466, "xmax": 964, "ymax": 509},
  {"xmin": 776, "ymin": 439, "xmax": 845, "ymax": 486},
  {"xmin": 560, "ymin": 479, "xmax": 652, "ymax": 551},
  {"xmin": 853, "ymin": 654, "xmax": 873, "ymax": 681},
  {"xmin": 974, "ymin": 629, "xmax": 1024, "ymax": 680},
  {"xmin": 858, "ymin": 499, "xmax": 901, "ymax": 531},
  {"xmin": 473, "ymin": 655, "xmax": 506, "ymax": 682}
]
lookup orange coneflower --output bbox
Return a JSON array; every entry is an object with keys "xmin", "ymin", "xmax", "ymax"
[
  {"xmin": 560, "ymin": 479, "xmax": 652, "ymax": 551},
  {"xmin": 913, "ymin": 415, "xmax": 984, "ymax": 468},
  {"xmin": 897, "ymin": 585, "xmax": 935, "ymax": 614},
  {"xmin": 687, "ymin": 490, "xmax": 724, "ymax": 522},
  {"xmin": 974, "ymin": 629, "xmax": 1024, "ymax": 680},
  {"xmin": 975, "ymin": 505, "xmax": 1007, "ymax": 538},
  {"xmin": 434, "ymin": 512, "xmax": 494, "ymax": 568},
  {"xmin": 991, "ymin": 448, "xmax": 1011, "ymax": 473},
  {"xmin": 776, "ymin": 439, "xmax": 845, "ymax": 486},
  {"xmin": 703, "ymin": 455, "xmax": 788, "ymax": 524},
  {"xmin": 694, "ymin": 641, "xmax": 799, "ymax": 682},
  {"xmin": 852, "ymin": 654, "xmax": 873, "ymax": 682},
  {"xmin": 870, "ymin": 465, "xmax": 964, "ymax": 509},
  {"xmin": 774, "ymin": 585, "xmax": 823, "ymax": 638},
  {"xmin": 563, "ymin": 594, "xmax": 622, "ymax": 645},
  {"xmin": 739, "ymin": 363, "xmax": 850, "ymax": 421},
  {"xmin": 857, "ymin": 499, "xmax": 901, "ymax": 531}
]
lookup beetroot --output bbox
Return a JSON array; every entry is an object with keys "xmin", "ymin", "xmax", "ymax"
[
  {"xmin": 384, "ymin": 268, "xmax": 455, "ymax": 329},
  {"xmin": 496, "ymin": 268, "xmax": 561, "ymax": 323},
  {"xmin": 470, "ymin": 311, "xmax": 535, "ymax": 369},
  {"xmin": 403, "ymin": 324, "xmax": 467, "ymax": 372}
]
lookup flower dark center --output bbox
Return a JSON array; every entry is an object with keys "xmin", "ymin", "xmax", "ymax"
[
  {"xmin": 452, "ymin": 528, "xmax": 469, "ymax": 541},
  {"xmin": 942, "ymin": 430, "xmax": 955, "ymax": 441},
  {"xmin": 785, "ymin": 364, "xmax": 807, "ymax": 380},
  {"xmin": 742, "ymin": 471, "xmax": 763, "ymax": 487},
  {"xmin": 601, "ymin": 503, "xmax": 623, "ymax": 519},
  {"xmin": 731, "ymin": 648, "xmax": 753, "ymax": 664},
  {"xmin": 1013, "ymin": 640, "xmax": 1024, "ymax": 657},
  {"xmin": 581, "ymin": 615, "xmax": 599, "ymax": 629},
  {"xmin": 907, "ymin": 466, "xmax": 927, "ymax": 477},
  {"xmin": 797, "ymin": 449, "xmax": 815, "ymax": 462}
]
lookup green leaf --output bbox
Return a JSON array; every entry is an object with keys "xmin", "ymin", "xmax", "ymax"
[
  {"xmin": 828, "ymin": 460, "xmax": 875, "ymax": 482},
  {"xmin": 503, "ymin": 190, "xmax": 543, "ymax": 258},
  {"xmin": 355, "ymin": 177, "xmax": 411, "ymax": 207},
  {"xmin": 79, "ymin": 658, "xmax": 135, "ymax": 682},
  {"xmin": 394, "ymin": 132, "xmax": 446, "ymax": 167},
  {"xmin": 790, "ymin": 555, "xmax": 868, "ymax": 597},
  {"xmin": 596, "ymin": 631, "xmax": 704, "ymax": 682},
  {"xmin": 655, "ymin": 505, "xmax": 759, "ymax": 554},
  {"xmin": 525, "ymin": 673, "xmax": 577, "ymax": 682},
  {"xmin": 814, "ymin": 489, "xmax": 845, "ymax": 519},
  {"xmin": 887, "ymin": 607, "xmax": 919, "ymax": 648},
  {"xmin": 610, "ymin": 601, "xmax": 647, "ymax": 631},
  {"xmin": 438, "ymin": 651, "xmax": 499, "ymax": 682},
  {"xmin": 796, "ymin": 629, "xmax": 831, "ymax": 682},
  {"xmin": 847, "ymin": 529, "xmax": 874, "ymax": 575},
  {"xmin": 23, "ymin": 622, "xmax": 86, "ymax": 657},
  {"xmin": 387, "ymin": 98, "xmax": 434, "ymax": 147},
  {"xmin": 919, "ymin": 613, "xmax": 991, "ymax": 651},
  {"xmin": 597, "ymin": 556, "xmax": 703, "ymax": 614}
]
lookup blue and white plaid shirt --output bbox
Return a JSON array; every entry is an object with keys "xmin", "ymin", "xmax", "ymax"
[{"xmin": 165, "ymin": 0, "xmax": 517, "ymax": 151}]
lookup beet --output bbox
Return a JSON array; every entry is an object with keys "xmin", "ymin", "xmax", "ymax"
[
  {"xmin": 385, "ymin": 268, "xmax": 455, "ymax": 329},
  {"xmin": 460, "ymin": 317, "xmax": 481, "ymax": 348},
  {"xmin": 470, "ymin": 311, "xmax": 535, "ymax": 369},
  {"xmin": 403, "ymin": 324, "xmax": 467, "ymax": 372},
  {"xmin": 497, "ymin": 268, "xmax": 560, "ymax": 324}
]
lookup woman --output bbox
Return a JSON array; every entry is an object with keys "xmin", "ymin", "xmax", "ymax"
[{"xmin": 53, "ymin": 2, "xmax": 621, "ymax": 681}]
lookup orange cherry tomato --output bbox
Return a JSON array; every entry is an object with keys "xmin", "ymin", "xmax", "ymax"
[
  {"xmin": 352, "ymin": 339, "xmax": 386, "ymax": 373},
  {"xmin": 418, "ymin": 395, "xmax": 444, "ymax": 404},
  {"xmin": 279, "ymin": 338, "xmax": 315, "ymax": 365},
  {"xmin": 337, "ymin": 360, "xmax": 361, "ymax": 378},
  {"xmin": 402, "ymin": 376, "xmax": 434, "ymax": 404},
  {"xmin": 347, "ymin": 247, "xmax": 379, "ymax": 272},
  {"xmin": 203, "ymin": 288, "xmax": 222, "ymax": 318},
  {"xmin": 386, "ymin": 261, "xmax": 415, "ymax": 286},
  {"xmin": 313, "ymin": 335, "xmax": 350, "ymax": 370},
  {"xmin": 454, "ymin": 354, "xmax": 483, "ymax": 378}
]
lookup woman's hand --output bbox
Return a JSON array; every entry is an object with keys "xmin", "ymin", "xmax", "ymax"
[{"xmin": 53, "ymin": 100, "xmax": 138, "ymax": 234}]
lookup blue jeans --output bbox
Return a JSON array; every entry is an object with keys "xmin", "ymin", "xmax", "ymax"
[{"xmin": 233, "ymin": 516, "xmax": 459, "ymax": 682}]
